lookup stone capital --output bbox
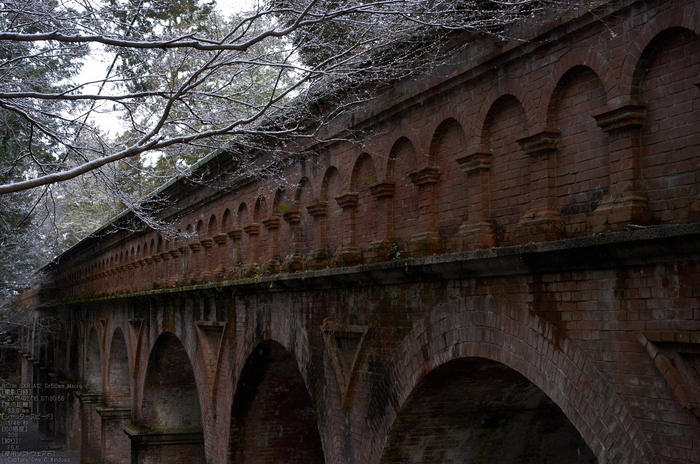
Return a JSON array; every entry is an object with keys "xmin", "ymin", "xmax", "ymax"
[
  {"xmin": 335, "ymin": 193, "xmax": 359, "ymax": 209},
  {"xmin": 369, "ymin": 181, "xmax": 396, "ymax": 198},
  {"xmin": 306, "ymin": 201, "xmax": 328, "ymax": 217},
  {"xmin": 592, "ymin": 102, "xmax": 647, "ymax": 132},
  {"xmin": 409, "ymin": 167, "xmax": 440, "ymax": 185},
  {"xmin": 456, "ymin": 146, "xmax": 492, "ymax": 173}
]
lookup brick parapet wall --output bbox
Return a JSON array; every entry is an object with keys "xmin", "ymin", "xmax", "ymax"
[
  {"xmin": 16, "ymin": 0, "xmax": 700, "ymax": 461},
  {"xmin": 30, "ymin": 0, "xmax": 700, "ymax": 304},
  {"xmin": 20, "ymin": 225, "xmax": 700, "ymax": 463}
]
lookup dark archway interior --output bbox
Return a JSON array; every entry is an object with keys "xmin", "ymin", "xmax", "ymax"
[
  {"xmin": 84, "ymin": 329, "xmax": 102, "ymax": 393},
  {"xmin": 381, "ymin": 357, "xmax": 597, "ymax": 464},
  {"xmin": 106, "ymin": 328, "xmax": 131, "ymax": 407},
  {"xmin": 140, "ymin": 332, "xmax": 201, "ymax": 429},
  {"xmin": 68, "ymin": 327, "xmax": 79, "ymax": 381},
  {"xmin": 229, "ymin": 340, "xmax": 325, "ymax": 464}
]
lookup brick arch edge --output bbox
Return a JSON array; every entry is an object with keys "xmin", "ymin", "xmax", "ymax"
[{"xmin": 368, "ymin": 295, "xmax": 657, "ymax": 464}]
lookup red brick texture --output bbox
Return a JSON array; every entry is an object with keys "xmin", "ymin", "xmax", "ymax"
[{"xmin": 17, "ymin": 0, "xmax": 700, "ymax": 462}]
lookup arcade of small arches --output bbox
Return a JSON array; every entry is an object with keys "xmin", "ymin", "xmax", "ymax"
[
  {"xmin": 16, "ymin": 1, "xmax": 700, "ymax": 463},
  {"xmin": 21, "ymin": 293, "xmax": 629, "ymax": 464},
  {"xmin": 56, "ymin": 17, "xmax": 700, "ymax": 301}
]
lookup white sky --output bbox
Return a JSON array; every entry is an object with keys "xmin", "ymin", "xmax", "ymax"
[{"xmin": 78, "ymin": 0, "xmax": 254, "ymax": 137}]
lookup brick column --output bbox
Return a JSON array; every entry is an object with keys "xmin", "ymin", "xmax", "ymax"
[
  {"xmin": 188, "ymin": 242, "xmax": 201, "ymax": 284},
  {"xmin": 95, "ymin": 405, "xmax": 131, "ymax": 464},
  {"xmin": 306, "ymin": 201, "xmax": 328, "ymax": 269},
  {"xmin": 226, "ymin": 228, "xmax": 243, "ymax": 277},
  {"xmin": 407, "ymin": 168, "xmax": 441, "ymax": 256},
  {"xmin": 126, "ymin": 262, "xmax": 135, "ymax": 292},
  {"xmin": 137, "ymin": 259, "xmax": 146, "ymax": 291},
  {"xmin": 143, "ymin": 257, "xmax": 153, "ymax": 290},
  {"xmin": 282, "ymin": 210, "xmax": 303, "ymax": 271},
  {"xmin": 334, "ymin": 193, "xmax": 360, "ymax": 265},
  {"xmin": 168, "ymin": 248, "xmax": 180, "ymax": 287},
  {"xmin": 512, "ymin": 128, "xmax": 565, "ymax": 244},
  {"xmin": 124, "ymin": 425, "xmax": 205, "ymax": 464},
  {"xmin": 199, "ymin": 238, "xmax": 213, "ymax": 282},
  {"xmin": 75, "ymin": 391, "xmax": 102, "ymax": 464},
  {"xmin": 456, "ymin": 146, "xmax": 497, "ymax": 250},
  {"xmin": 242, "ymin": 223, "xmax": 260, "ymax": 276},
  {"xmin": 366, "ymin": 181, "xmax": 396, "ymax": 262},
  {"xmin": 261, "ymin": 217, "xmax": 280, "ymax": 274},
  {"xmin": 590, "ymin": 102, "xmax": 651, "ymax": 232},
  {"xmin": 159, "ymin": 251, "xmax": 171, "ymax": 287},
  {"xmin": 212, "ymin": 234, "xmax": 228, "ymax": 281}
]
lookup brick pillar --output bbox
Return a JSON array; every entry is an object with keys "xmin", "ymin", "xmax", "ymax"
[
  {"xmin": 124, "ymin": 425, "xmax": 205, "ymax": 464},
  {"xmin": 178, "ymin": 246, "xmax": 190, "ymax": 284},
  {"xmin": 456, "ymin": 146, "xmax": 497, "ymax": 250},
  {"xmin": 199, "ymin": 238, "xmax": 213, "ymax": 282},
  {"xmin": 95, "ymin": 405, "xmax": 131, "ymax": 464},
  {"xmin": 126, "ymin": 263, "xmax": 135, "ymax": 292},
  {"xmin": 242, "ymin": 224, "xmax": 260, "ymax": 276},
  {"xmin": 168, "ymin": 248, "xmax": 180, "ymax": 287},
  {"xmin": 282, "ymin": 210, "xmax": 304, "ymax": 271},
  {"xmin": 151, "ymin": 255, "xmax": 161, "ymax": 288},
  {"xmin": 590, "ymin": 102, "xmax": 651, "ymax": 232},
  {"xmin": 37, "ymin": 365, "xmax": 48, "ymax": 434},
  {"xmin": 261, "ymin": 217, "xmax": 280, "ymax": 274},
  {"xmin": 143, "ymin": 258, "xmax": 153, "ymax": 290},
  {"xmin": 334, "ymin": 193, "xmax": 360, "ymax": 265},
  {"xmin": 366, "ymin": 181, "xmax": 396, "ymax": 262},
  {"xmin": 159, "ymin": 252, "xmax": 171, "ymax": 287},
  {"xmin": 305, "ymin": 202, "xmax": 328, "ymax": 269},
  {"xmin": 212, "ymin": 234, "xmax": 228, "ymax": 281},
  {"xmin": 75, "ymin": 391, "xmax": 102, "ymax": 464},
  {"xmin": 407, "ymin": 168, "xmax": 441, "ymax": 256},
  {"xmin": 53, "ymin": 381, "xmax": 69, "ymax": 449},
  {"xmin": 226, "ymin": 229, "xmax": 243, "ymax": 277},
  {"xmin": 188, "ymin": 242, "xmax": 201, "ymax": 284},
  {"xmin": 136, "ymin": 260, "xmax": 146, "ymax": 291},
  {"xmin": 117, "ymin": 264, "xmax": 128, "ymax": 291},
  {"xmin": 512, "ymin": 128, "xmax": 565, "ymax": 244}
]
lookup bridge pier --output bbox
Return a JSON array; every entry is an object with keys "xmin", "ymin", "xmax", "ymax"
[{"xmin": 12, "ymin": 0, "xmax": 700, "ymax": 462}]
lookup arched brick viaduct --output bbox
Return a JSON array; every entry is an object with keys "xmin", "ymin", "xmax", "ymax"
[{"xmin": 15, "ymin": 0, "xmax": 700, "ymax": 462}]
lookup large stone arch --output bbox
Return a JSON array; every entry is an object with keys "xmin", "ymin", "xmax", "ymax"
[
  {"xmin": 224, "ymin": 304, "xmax": 329, "ymax": 462},
  {"xmin": 230, "ymin": 302, "xmax": 313, "ymax": 403},
  {"xmin": 368, "ymin": 296, "xmax": 656, "ymax": 464},
  {"xmin": 228, "ymin": 340, "xmax": 326, "ymax": 464},
  {"xmin": 105, "ymin": 326, "xmax": 131, "ymax": 407},
  {"xmin": 102, "ymin": 326, "xmax": 132, "ymax": 464},
  {"xmin": 131, "ymin": 331, "xmax": 205, "ymax": 464},
  {"xmin": 380, "ymin": 357, "xmax": 598, "ymax": 463}
]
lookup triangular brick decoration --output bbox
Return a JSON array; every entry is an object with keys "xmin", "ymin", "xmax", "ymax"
[
  {"xmin": 638, "ymin": 331, "xmax": 700, "ymax": 417},
  {"xmin": 195, "ymin": 321, "xmax": 227, "ymax": 394},
  {"xmin": 127, "ymin": 319, "xmax": 144, "ymax": 380},
  {"xmin": 321, "ymin": 318, "xmax": 369, "ymax": 408}
]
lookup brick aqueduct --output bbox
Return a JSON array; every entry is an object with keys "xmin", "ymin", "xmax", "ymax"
[{"xmin": 14, "ymin": 0, "xmax": 700, "ymax": 462}]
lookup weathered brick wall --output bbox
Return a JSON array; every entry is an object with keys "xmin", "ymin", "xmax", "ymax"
[
  {"xmin": 29, "ymin": 0, "xmax": 698, "ymax": 304},
  {"xmin": 15, "ymin": 0, "xmax": 700, "ymax": 462}
]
